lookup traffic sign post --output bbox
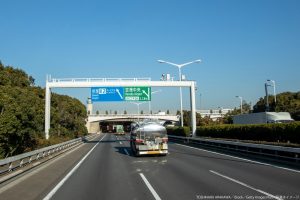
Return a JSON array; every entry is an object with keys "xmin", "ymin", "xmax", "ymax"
[{"xmin": 91, "ymin": 86, "xmax": 151, "ymax": 102}]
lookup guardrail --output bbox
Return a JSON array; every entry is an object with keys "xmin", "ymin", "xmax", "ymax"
[
  {"xmin": 50, "ymin": 77, "xmax": 151, "ymax": 83},
  {"xmin": 88, "ymin": 114, "xmax": 178, "ymax": 117},
  {"xmin": 168, "ymin": 135, "xmax": 300, "ymax": 163},
  {"xmin": 0, "ymin": 134, "xmax": 96, "ymax": 177}
]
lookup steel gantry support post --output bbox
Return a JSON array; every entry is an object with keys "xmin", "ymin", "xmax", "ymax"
[
  {"xmin": 45, "ymin": 80, "xmax": 51, "ymax": 140},
  {"xmin": 190, "ymin": 81, "xmax": 197, "ymax": 137}
]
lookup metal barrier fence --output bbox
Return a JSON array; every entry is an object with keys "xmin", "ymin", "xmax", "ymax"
[
  {"xmin": 0, "ymin": 134, "xmax": 96, "ymax": 177},
  {"xmin": 168, "ymin": 135, "xmax": 300, "ymax": 162},
  {"xmin": 50, "ymin": 77, "xmax": 152, "ymax": 83}
]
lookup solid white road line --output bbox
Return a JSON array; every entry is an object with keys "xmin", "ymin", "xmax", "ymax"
[
  {"xmin": 124, "ymin": 149, "xmax": 129, "ymax": 156},
  {"xmin": 210, "ymin": 170, "xmax": 283, "ymax": 200},
  {"xmin": 43, "ymin": 134, "xmax": 106, "ymax": 200},
  {"xmin": 139, "ymin": 173, "xmax": 161, "ymax": 200},
  {"xmin": 175, "ymin": 143, "xmax": 300, "ymax": 174}
]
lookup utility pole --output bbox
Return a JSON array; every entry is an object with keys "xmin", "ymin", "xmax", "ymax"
[{"xmin": 265, "ymin": 83, "xmax": 270, "ymax": 112}]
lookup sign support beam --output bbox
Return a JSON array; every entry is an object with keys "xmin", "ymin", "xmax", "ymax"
[
  {"xmin": 45, "ymin": 82, "xmax": 51, "ymax": 140},
  {"xmin": 190, "ymin": 81, "xmax": 196, "ymax": 137},
  {"xmin": 44, "ymin": 78, "xmax": 197, "ymax": 139}
]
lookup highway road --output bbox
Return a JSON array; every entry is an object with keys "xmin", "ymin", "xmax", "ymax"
[{"xmin": 1, "ymin": 133, "xmax": 299, "ymax": 200}]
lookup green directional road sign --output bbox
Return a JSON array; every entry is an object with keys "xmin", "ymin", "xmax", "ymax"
[{"xmin": 124, "ymin": 87, "xmax": 151, "ymax": 101}]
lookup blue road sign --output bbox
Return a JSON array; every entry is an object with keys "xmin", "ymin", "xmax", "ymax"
[{"xmin": 91, "ymin": 87, "xmax": 124, "ymax": 102}]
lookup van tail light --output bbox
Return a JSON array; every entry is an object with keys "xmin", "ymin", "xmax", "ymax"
[{"xmin": 162, "ymin": 138, "xmax": 168, "ymax": 143}]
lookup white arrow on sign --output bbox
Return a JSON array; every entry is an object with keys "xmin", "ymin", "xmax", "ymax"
[
  {"xmin": 142, "ymin": 88, "xmax": 150, "ymax": 99},
  {"xmin": 116, "ymin": 89, "xmax": 123, "ymax": 99}
]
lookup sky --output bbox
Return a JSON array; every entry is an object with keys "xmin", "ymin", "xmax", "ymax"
[{"xmin": 0, "ymin": 0, "xmax": 299, "ymax": 114}]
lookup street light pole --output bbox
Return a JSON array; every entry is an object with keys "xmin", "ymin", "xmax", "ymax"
[
  {"xmin": 236, "ymin": 96, "xmax": 243, "ymax": 114},
  {"xmin": 265, "ymin": 83, "xmax": 270, "ymax": 112},
  {"xmin": 199, "ymin": 93, "xmax": 202, "ymax": 111},
  {"xmin": 178, "ymin": 67, "xmax": 183, "ymax": 126},
  {"xmin": 267, "ymin": 79, "xmax": 276, "ymax": 104},
  {"xmin": 130, "ymin": 102, "xmax": 146, "ymax": 115},
  {"xmin": 158, "ymin": 59, "xmax": 201, "ymax": 127},
  {"xmin": 148, "ymin": 90, "xmax": 162, "ymax": 114}
]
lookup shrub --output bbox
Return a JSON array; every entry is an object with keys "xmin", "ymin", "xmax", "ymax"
[
  {"xmin": 167, "ymin": 126, "xmax": 191, "ymax": 137},
  {"xmin": 195, "ymin": 122, "xmax": 300, "ymax": 144}
]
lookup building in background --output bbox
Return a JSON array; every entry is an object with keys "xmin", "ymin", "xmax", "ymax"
[{"xmin": 197, "ymin": 108, "xmax": 233, "ymax": 121}]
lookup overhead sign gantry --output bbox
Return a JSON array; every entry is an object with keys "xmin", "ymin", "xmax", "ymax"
[{"xmin": 45, "ymin": 77, "xmax": 197, "ymax": 139}]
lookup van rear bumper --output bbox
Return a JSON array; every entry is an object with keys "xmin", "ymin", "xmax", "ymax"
[{"xmin": 137, "ymin": 150, "xmax": 168, "ymax": 155}]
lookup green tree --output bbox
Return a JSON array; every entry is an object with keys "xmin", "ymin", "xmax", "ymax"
[
  {"xmin": 223, "ymin": 112, "xmax": 233, "ymax": 124},
  {"xmin": 183, "ymin": 110, "xmax": 191, "ymax": 126},
  {"xmin": 29, "ymin": 76, "xmax": 35, "ymax": 86},
  {"xmin": 181, "ymin": 110, "xmax": 204, "ymax": 126},
  {"xmin": 96, "ymin": 110, "xmax": 99, "ymax": 115},
  {"xmin": 242, "ymin": 100, "xmax": 252, "ymax": 113},
  {"xmin": 0, "ymin": 62, "xmax": 88, "ymax": 158},
  {"xmin": 0, "ymin": 66, "xmax": 31, "ymax": 87}
]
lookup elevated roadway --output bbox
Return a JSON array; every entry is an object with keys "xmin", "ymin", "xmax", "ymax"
[
  {"xmin": 86, "ymin": 114, "xmax": 179, "ymax": 133},
  {"xmin": 87, "ymin": 114, "xmax": 180, "ymax": 122},
  {"xmin": 1, "ymin": 133, "xmax": 299, "ymax": 200}
]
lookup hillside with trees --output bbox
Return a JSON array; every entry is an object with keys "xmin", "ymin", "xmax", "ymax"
[{"xmin": 0, "ymin": 61, "xmax": 88, "ymax": 159}]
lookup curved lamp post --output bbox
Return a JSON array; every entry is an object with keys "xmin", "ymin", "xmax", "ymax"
[
  {"xmin": 149, "ymin": 89, "xmax": 162, "ymax": 114},
  {"xmin": 157, "ymin": 59, "xmax": 201, "ymax": 126},
  {"xmin": 130, "ymin": 102, "xmax": 147, "ymax": 115},
  {"xmin": 267, "ymin": 79, "xmax": 276, "ymax": 104},
  {"xmin": 235, "ymin": 96, "xmax": 243, "ymax": 114}
]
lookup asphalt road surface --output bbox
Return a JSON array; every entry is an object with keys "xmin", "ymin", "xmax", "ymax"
[{"xmin": 1, "ymin": 133, "xmax": 299, "ymax": 200}]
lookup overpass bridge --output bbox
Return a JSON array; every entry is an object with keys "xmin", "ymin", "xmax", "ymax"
[
  {"xmin": 86, "ymin": 114, "xmax": 179, "ymax": 133},
  {"xmin": 88, "ymin": 114, "xmax": 179, "ymax": 122}
]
